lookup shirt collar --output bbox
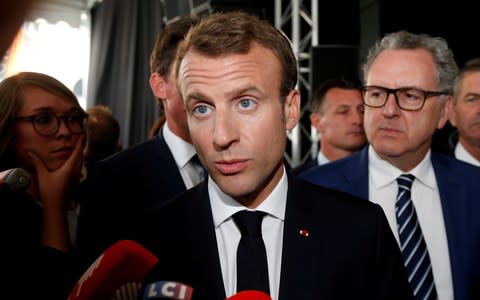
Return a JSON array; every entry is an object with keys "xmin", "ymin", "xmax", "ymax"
[
  {"xmin": 369, "ymin": 146, "xmax": 436, "ymax": 189},
  {"xmin": 210, "ymin": 166, "xmax": 288, "ymax": 228},
  {"xmin": 163, "ymin": 121, "xmax": 197, "ymax": 168},
  {"xmin": 317, "ymin": 151, "xmax": 330, "ymax": 165},
  {"xmin": 455, "ymin": 141, "xmax": 480, "ymax": 166}
]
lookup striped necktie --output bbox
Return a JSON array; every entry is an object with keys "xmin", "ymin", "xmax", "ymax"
[{"xmin": 396, "ymin": 174, "xmax": 437, "ymax": 299}]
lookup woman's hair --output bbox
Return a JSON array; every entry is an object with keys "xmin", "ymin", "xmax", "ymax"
[{"xmin": 0, "ymin": 72, "xmax": 82, "ymax": 169}]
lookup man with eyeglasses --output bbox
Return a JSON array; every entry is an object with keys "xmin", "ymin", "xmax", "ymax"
[{"xmin": 301, "ymin": 30, "xmax": 480, "ymax": 300}]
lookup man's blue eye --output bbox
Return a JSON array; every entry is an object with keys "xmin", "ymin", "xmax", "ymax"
[
  {"xmin": 240, "ymin": 99, "xmax": 252, "ymax": 108},
  {"xmin": 195, "ymin": 105, "xmax": 209, "ymax": 114}
]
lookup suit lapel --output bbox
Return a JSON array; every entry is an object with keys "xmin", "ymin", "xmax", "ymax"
[
  {"xmin": 189, "ymin": 182, "xmax": 227, "ymax": 300},
  {"xmin": 155, "ymin": 131, "xmax": 187, "ymax": 197},
  {"xmin": 431, "ymin": 153, "xmax": 468, "ymax": 298},
  {"xmin": 278, "ymin": 177, "xmax": 319, "ymax": 300}
]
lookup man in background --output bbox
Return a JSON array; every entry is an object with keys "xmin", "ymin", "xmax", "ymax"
[
  {"xmin": 293, "ymin": 78, "xmax": 366, "ymax": 174},
  {"xmin": 301, "ymin": 31, "xmax": 480, "ymax": 299},
  {"xmin": 84, "ymin": 104, "xmax": 121, "ymax": 164},
  {"xmin": 448, "ymin": 57, "xmax": 480, "ymax": 166},
  {"xmin": 78, "ymin": 15, "xmax": 202, "ymax": 265}
]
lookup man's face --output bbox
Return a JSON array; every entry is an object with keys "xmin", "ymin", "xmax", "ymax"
[
  {"xmin": 149, "ymin": 42, "xmax": 191, "ymax": 142},
  {"xmin": 178, "ymin": 44, "xmax": 299, "ymax": 207},
  {"xmin": 163, "ymin": 65, "xmax": 190, "ymax": 141},
  {"xmin": 450, "ymin": 71, "xmax": 480, "ymax": 148},
  {"xmin": 310, "ymin": 87, "xmax": 366, "ymax": 153},
  {"xmin": 363, "ymin": 49, "xmax": 449, "ymax": 169}
]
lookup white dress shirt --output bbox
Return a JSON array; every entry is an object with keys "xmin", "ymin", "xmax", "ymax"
[
  {"xmin": 316, "ymin": 151, "xmax": 330, "ymax": 166},
  {"xmin": 210, "ymin": 167, "xmax": 287, "ymax": 300},
  {"xmin": 454, "ymin": 142, "xmax": 480, "ymax": 166},
  {"xmin": 368, "ymin": 147, "xmax": 453, "ymax": 300},
  {"xmin": 162, "ymin": 122, "xmax": 202, "ymax": 188}
]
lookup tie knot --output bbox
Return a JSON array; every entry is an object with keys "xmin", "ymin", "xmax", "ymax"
[
  {"xmin": 233, "ymin": 210, "xmax": 266, "ymax": 237},
  {"xmin": 190, "ymin": 154, "xmax": 206, "ymax": 181},
  {"xmin": 397, "ymin": 173, "xmax": 415, "ymax": 190},
  {"xmin": 191, "ymin": 154, "xmax": 201, "ymax": 165}
]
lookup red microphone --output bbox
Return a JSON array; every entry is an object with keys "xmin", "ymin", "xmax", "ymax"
[
  {"xmin": 0, "ymin": 168, "xmax": 31, "ymax": 192},
  {"xmin": 68, "ymin": 240, "xmax": 158, "ymax": 300},
  {"xmin": 225, "ymin": 290, "xmax": 272, "ymax": 300}
]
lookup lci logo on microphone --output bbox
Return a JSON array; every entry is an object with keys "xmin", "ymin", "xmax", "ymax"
[{"xmin": 143, "ymin": 281, "xmax": 193, "ymax": 300}]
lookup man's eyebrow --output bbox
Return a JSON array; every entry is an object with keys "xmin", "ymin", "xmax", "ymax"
[
  {"xmin": 184, "ymin": 91, "xmax": 209, "ymax": 103},
  {"xmin": 185, "ymin": 85, "xmax": 262, "ymax": 103},
  {"xmin": 463, "ymin": 92, "xmax": 480, "ymax": 98}
]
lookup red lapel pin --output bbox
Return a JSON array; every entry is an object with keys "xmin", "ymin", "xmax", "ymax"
[{"xmin": 299, "ymin": 228, "xmax": 309, "ymax": 237}]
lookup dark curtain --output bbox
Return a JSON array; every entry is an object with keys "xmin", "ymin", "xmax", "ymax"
[{"xmin": 87, "ymin": 0, "xmax": 165, "ymax": 148}]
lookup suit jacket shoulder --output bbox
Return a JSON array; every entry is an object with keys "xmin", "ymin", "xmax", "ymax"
[
  {"xmin": 290, "ymin": 159, "xmax": 317, "ymax": 176},
  {"xmin": 299, "ymin": 147, "xmax": 369, "ymax": 199},
  {"xmin": 77, "ymin": 133, "xmax": 187, "ymax": 268}
]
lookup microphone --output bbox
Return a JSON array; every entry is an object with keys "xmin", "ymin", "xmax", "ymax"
[
  {"xmin": 0, "ymin": 168, "xmax": 31, "ymax": 192},
  {"xmin": 68, "ymin": 240, "xmax": 159, "ymax": 300},
  {"xmin": 225, "ymin": 290, "xmax": 272, "ymax": 300},
  {"xmin": 142, "ymin": 281, "xmax": 193, "ymax": 300}
]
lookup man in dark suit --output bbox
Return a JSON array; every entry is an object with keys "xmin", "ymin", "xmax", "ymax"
[
  {"xmin": 77, "ymin": 16, "xmax": 202, "ymax": 265},
  {"xmin": 301, "ymin": 31, "xmax": 480, "ymax": 300},
  {"xmin": 138, "ymin": 11, "xmax": 413, "ymax": 300},
  {"xmin": 292, "ymin": 78, "xmax": 366, "ymax": 175}
]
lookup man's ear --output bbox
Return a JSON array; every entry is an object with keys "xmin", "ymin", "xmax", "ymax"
[
  {"xmin": 149, "ymin": 73, "xmax": 167, "ymax": 100},
  {"xmin": 446, "ymin": 96, "xmax": 458, "ymax": 128},
  {"xmin": 284, "ymin": 89, "xmax": 301, "ymax": 131},
  {"xmin": 309, "ymin": 112, "xmax": 323, "ymax": 133},
  {"xmin": 437, "ymin": 95, "xmax": 452, "ymax": 129}
]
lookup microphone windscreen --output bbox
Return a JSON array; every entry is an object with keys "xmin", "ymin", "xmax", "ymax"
[
  {"xmin": 142, "ymin": 281, "xmax": 193, "ymax": 300},
  {"xmin": 0, "ymin": 168, "xmax": 31, "ymax": 192},
  {"xmin": 68, "ymin": 240, "xmax": 158, "ymax": 300},
  {"xmin": 225, "ymin": 290, "xmax": 272, "ymax": 300}
]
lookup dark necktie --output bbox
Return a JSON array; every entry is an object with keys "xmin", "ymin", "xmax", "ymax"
[
  {"xmin": 190, "ymin": 154, "xmax": 206, "ymax": 183},
  {"xmin": 232, "ymin": 210, "xmax": 270, "ymax": 295},
  {"xmin": 396, "ymin": 174, "xmax": 437, "ymax": 299}
]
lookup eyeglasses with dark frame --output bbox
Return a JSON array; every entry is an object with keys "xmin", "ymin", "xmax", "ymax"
[
  {"xmin": 361, "ymin": 86, "xmax": 450, "ymax": 111},
  {"xmin": 15, "ymin": 110, "xmax": 88, "ymax": 137}
]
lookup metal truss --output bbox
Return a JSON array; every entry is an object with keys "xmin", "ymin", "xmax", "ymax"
[{"xmin": 275, "ymin": 0, "xmax": 318, "ymax": 168}]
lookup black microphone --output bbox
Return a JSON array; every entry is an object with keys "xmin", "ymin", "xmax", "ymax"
[{"xmin": 0, "ymin": 168, "xmax": 31, "ymax": 192}]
